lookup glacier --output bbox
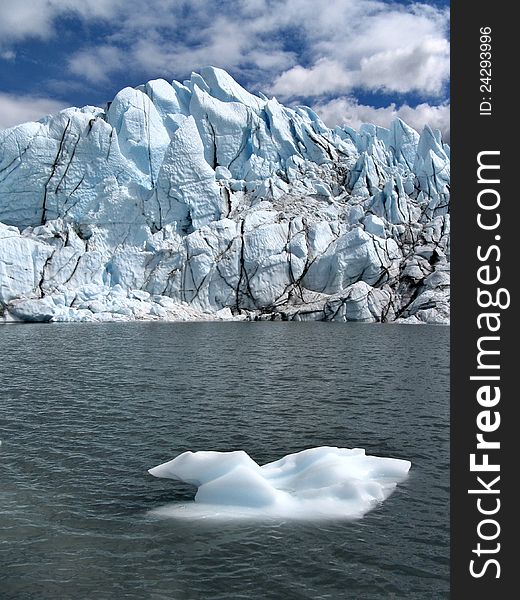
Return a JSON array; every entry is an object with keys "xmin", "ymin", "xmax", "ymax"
[
  {"xmin": 148, "ymin": 447, "xmax": 411, "ymax": 520},
  {"xmin": 0, "ymin": 67, "xmax": 449, "ymax": 324}
]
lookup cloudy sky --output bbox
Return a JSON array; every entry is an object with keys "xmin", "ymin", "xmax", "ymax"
[{"xmin": 0, "ymin": 0, "xmax": 450, "ymax": 138}]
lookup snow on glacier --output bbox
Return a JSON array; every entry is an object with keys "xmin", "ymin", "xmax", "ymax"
[
  {"xmin": 0, "ymin": 67, "xmax": 450, "ymax": 324},
  {"xmin": 148, "ymin": 448, "xmax": 411, "ymax": 520}
]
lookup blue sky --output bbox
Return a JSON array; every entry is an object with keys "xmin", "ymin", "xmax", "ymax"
[{"xmin": 0, "ymin": 0, "xmax": 450, "ymax": 137}]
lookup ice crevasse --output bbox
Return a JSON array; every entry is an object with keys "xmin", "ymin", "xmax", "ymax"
[
  {"xmin": 0, "ymin": 67, "xmax": 450, "ymax": 324},
  {"xmin": 148, "ymin": 447, "xmax": 411, "ymax": 520}
]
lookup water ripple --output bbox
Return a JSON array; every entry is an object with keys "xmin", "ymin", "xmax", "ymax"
[{"xmin": 0, "ymin": 322, "xmax": 449, "ymax": 599}]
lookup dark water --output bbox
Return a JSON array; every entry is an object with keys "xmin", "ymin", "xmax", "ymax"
[{"xmin": 0, "ymin": 322, "xmax": 449, "ymax": 599}]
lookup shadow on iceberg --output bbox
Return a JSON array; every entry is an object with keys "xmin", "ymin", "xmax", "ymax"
[{"xmin": 147, "ymin": 447, "xmax": 411, "ymax": 521}]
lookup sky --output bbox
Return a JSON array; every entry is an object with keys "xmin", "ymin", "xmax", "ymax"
[{"xmin": 0, "ymin": 0, "xmax": 450, "ymax": 138}]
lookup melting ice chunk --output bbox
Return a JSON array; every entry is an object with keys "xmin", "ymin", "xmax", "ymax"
[{"xmin": 148, "ymin": 447, "xmax": 411, "ymax": 520}]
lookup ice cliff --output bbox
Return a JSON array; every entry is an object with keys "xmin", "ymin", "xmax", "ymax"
[
  {"xmin": 148, "ymin": 447, "xmax": 411, "ymax": 520},
  {"xmin": 0, "ymin": 67, "xmax": 450, "ymax": 324}
]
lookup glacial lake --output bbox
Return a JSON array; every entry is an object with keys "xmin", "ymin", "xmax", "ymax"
[{"xmin": 0, "ymin": 322, "xmax": 449, "ymax": 599}]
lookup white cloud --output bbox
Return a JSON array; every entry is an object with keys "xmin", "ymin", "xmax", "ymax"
[
  {"xmin": 0, "ymin": 0, "xmax": 125, "ymax": 44},
  {"xmin": 357, "ymin": 37, "xmax": 450, "ymax": 95},
  {"xmin": 313, "ymin": 96, "xmax": 450, "ymax": 141},
  {"xmin": 0, "ymin": 0, "xmax": 56, "ymax": 42},
  {"xmin": 68, "ymin": 46, "xmax": 124, "ymax": 83},
  {"xmin": 271, "ymin": 59, "xmax": 353, "ymax": 97},
  {"xmin": 271, "ymin": 36, "xmax": 449, "ymax": 98},
  {"xmin": 0, "ymin": 93, "xmax": 68, "ymax": 130},
  {"xmin": 270, "ymin": 5, "xmax": 449, "ymax": 99},
  {"xmin": 129, "ymin": 21, "xmax": 251, "ymax": 76},
  {"xmin": 266, "ymin": 2, "xmax": 449, "ymax": 98},
  {"xmin": 246, "ymin": 49, "xmax": 296, "ymax": 71},
  {"xmin": 0, "ymin": 1, "xmax": 449, "ymax": 100},
  {"xmin": 1, "ymin": 50, "xmax": 16, "ymax": 61}
]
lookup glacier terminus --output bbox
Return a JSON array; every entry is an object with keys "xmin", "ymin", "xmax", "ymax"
[{"xmin": 0, "ymin": 67, "xmax": 449, "ymax": 324}]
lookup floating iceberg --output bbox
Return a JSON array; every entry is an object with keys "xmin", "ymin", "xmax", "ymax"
[{"xmin": 148, "ymin": 447, "xmax": 411, "ymax": 520}]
